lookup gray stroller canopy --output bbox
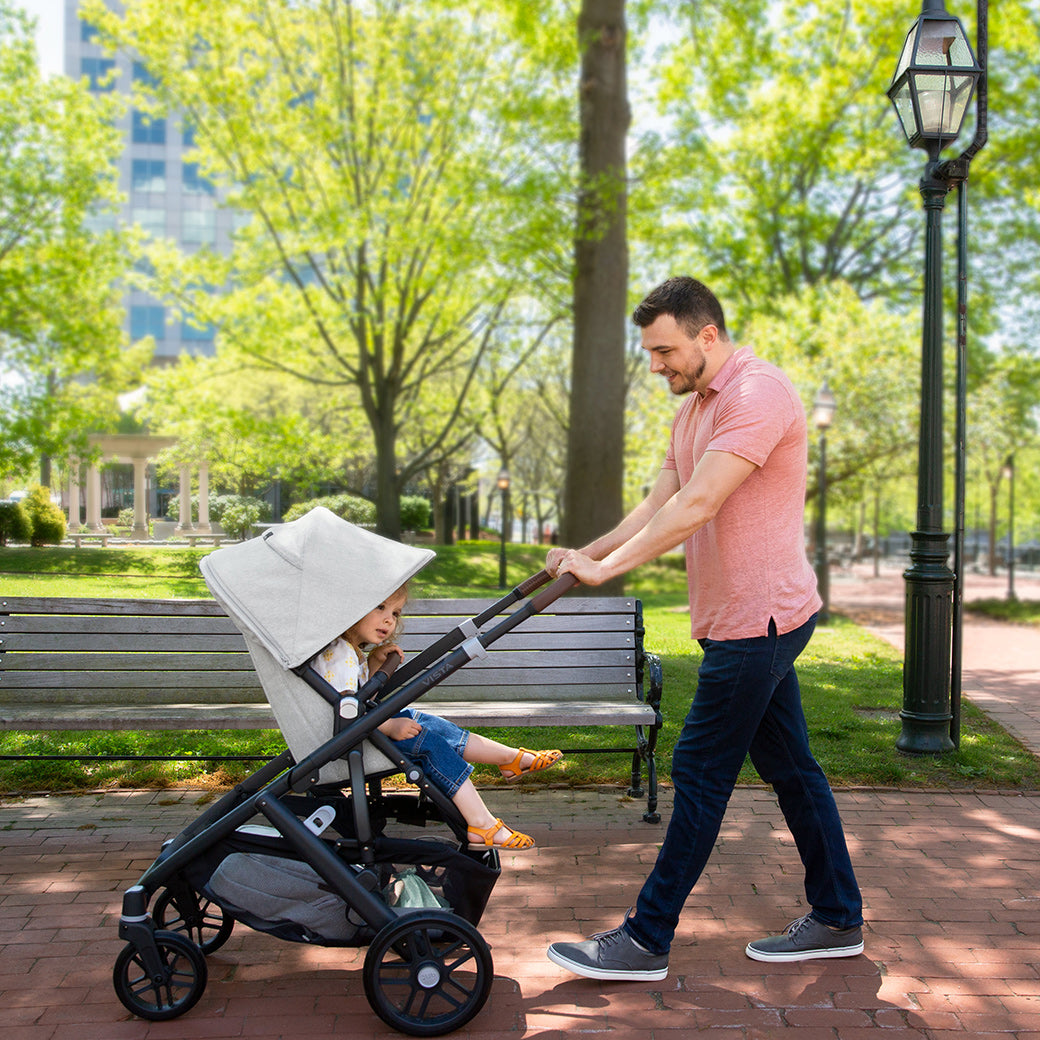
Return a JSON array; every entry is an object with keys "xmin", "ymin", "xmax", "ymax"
[{"xmin": 200, "ymin": 507, "xmax": 435, "ymax": 669}]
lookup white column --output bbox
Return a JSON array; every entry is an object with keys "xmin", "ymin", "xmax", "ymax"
[
  {"xmin": 196, "ymin": 462, "xmax": 212, "ymax": 533},
  {"xmin": 176, "ymin": 466, "xmax": 193, "ymax": 533},
  {"xmin": 86, "ymin": 466, "xmax": 103, "ymax": 531},
  {"xmin": 68, "ymin": 458, "xmax": 82, "ymax": 530},
  {"xmin": 131, "ymin": 457, "xmax": 149, "ymax": 538}
]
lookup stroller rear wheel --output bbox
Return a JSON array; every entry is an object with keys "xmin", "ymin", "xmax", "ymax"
[
  {"xmin": 113, "ymin": 929, "xmax": 208, "ymax": 1021},
  {"xmin": 363, "ymin": 910, "xmax": 493, "ymax": 1036},
  {"xmin": 153, "ymin": 884, "xmax": 234, "ymax": 954}
]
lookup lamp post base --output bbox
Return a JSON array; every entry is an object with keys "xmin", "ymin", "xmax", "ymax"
[{"xmin": 898, "ymin": 528, "xmax": 955, "ymax": 754}]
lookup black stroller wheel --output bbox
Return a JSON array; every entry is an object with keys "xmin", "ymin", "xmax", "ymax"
[
  {"xmin": 153, "ymin": 885, "xmax": 234, "ymax": 954},
  {"xmin": 113, "ymin": 929, "xmax": 208, "ymax": 1021},
  {"xmin": 363, "ymin": 910, "xmax": 493, "ymax": 1036}
]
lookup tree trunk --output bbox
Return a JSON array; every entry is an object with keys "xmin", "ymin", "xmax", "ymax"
[
  {"xmin": 373, "ymin": 412, "xmax": 402, "ymax": 540},
  {"xmin": 562, "ymin": 0, "xmax": 629, "ymax": 582}
]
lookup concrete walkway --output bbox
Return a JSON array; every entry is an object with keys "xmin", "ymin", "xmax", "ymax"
[{"xmin": 2, "ymin": 565, "xmax": 1039, "ymax": 1039}]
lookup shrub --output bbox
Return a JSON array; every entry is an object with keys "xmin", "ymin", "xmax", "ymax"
[
  {"xmin": 23, "ymin": 485, "xmax": 67, "ymax": 546},
  {"xmin": 210, "ymin": 494, "xmax": 271, "ymax": 525},
  {"xmin": 400, "ymin": 494, "xmax": 432, "ymax": 531},
  {"xmin": 117, "ymin": 507, "xmax": 136, "ymax": 529},
  {"xmin": 219, "ymin": 499, "xmax": 263, "ymax": 540},
  {"xmin": 284, "ymin": 493, "xmax": 376, "ymax": 525},
  {"xmin": 0, "ymin": 500, "xmax": 32, "ymax": 545}
]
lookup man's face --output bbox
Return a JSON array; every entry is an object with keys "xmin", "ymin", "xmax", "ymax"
[{"xmin": 641, "ymin": 314, "xmax": 710, "ymax": 396}]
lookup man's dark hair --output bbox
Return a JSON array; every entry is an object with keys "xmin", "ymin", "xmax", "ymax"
[{"xmin": 631, "ymin": 277, "xmax": 728, "ymax": 340}]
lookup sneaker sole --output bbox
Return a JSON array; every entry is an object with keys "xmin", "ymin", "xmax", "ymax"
[
  {"xmin": 546, "ymin": 945, "xmax": 668, "ymax": 981},
  {"xmin": 744, "ymin": 940, "xmax": 865, "ymax": 963}
]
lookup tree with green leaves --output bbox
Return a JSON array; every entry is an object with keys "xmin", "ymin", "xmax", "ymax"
[
  {"xmin": 0, "ymin": 0, "xmax": 140, "ymax": 482},
  {"xmin": 87, "ymin": 0, "xmax": 576, "ymax": 539}
]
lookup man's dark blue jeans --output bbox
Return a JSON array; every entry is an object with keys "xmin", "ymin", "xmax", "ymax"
[{"xmin": 625, "ymin": 614, "xmax": 863, "ymax": 955}]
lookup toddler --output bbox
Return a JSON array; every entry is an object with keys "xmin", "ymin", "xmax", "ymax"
[{"xmin": 310, "ymin": 585, "xmax": 562, "ymax": 850}]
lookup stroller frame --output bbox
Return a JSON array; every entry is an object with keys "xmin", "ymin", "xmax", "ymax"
[{"xmin": 113, "ymin": 568, "xmax": 575, "ymax": 1036}]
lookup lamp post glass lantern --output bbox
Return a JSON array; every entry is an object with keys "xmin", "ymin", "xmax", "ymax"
[
  {"xmin": 886, "ymin": 0, "xmax": 983, "ymax": 755},
  {"xmin": 812, "ymin": 382, "xmax": 837, "ymax": 624},
  {"xmin": 887, "ymin": 0, "xmax": 981, "ymax": 157},
  {"xmin": 496, "ymin": 468, "xmax": 510, "ymax": 589}
]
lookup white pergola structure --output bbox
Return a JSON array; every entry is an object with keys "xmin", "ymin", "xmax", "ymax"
[{"xmin": 67, "ymin": 434, "xmax": 214, "ymax": 539}]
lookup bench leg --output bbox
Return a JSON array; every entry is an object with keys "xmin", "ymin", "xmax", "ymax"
[{"xmin": 631, "ymin": 723, "xmax": 662, "ymax": 824}]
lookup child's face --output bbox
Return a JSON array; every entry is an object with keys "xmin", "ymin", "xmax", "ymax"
[{"xmin": 348, "ymin": 591, "xmax": 406, "ymax": 647}]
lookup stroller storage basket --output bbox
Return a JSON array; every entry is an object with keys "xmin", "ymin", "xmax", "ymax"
[{"xmin": 185, "ymin": 830, "xmax": 500, "ymax": 947}]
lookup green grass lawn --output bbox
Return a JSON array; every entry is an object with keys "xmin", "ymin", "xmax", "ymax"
[{"xmin": 2, "ymin": 543, "xmax": 1038, "ymax": 793}]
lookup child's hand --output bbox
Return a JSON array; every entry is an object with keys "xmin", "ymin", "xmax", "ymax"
[
  {"xmin": 378, "ymin": 716, "xmax": 422, "ymax": 741},
  {"xmin": 368, "ymin": 643, "xmax": 402, "ymax": 673}
]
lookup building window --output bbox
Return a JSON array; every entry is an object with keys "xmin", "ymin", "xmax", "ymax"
[
  {"xmin": 131, "ymin": 160, "xmax": 166, "ymax": 194},
  {"xmin": 183, "ymin": 162, "xmax": 215, "ymax": 196},
  {"xmin": 182, "ymin": 122, "xmax": 197, "ymax": 148},
  {"xmin": 131, "ymin": 207, "xmax": 167, "ymax": 238},
  {"xmin": 132, "ymin": 110, "xmax": 166, "ymax": 145},
  {"xmin": 182, "ymin": 209, "xmax": 216, "ymax": 247},
  {"xmin": 132, "ymin": 61, "xmax": 159, "ymax": 88},
  {"xmin": 81, "ymin": 57, "xmax": 115, "ymax": 91},
  {"xmin": 80, "ymin": 20, "xmax": 99, "ymax": 43},
  {"xmin": 181, "ymin": 320, "xmax": 216, "ymax": 343},
  {"xmin": 130, "ymin": 305, "xmax": 166, "ymax": 341}
]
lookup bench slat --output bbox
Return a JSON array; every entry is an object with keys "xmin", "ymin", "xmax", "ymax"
[{"xmin": 0, "ymin": 699, "xmax": 655, "ymax": 731}]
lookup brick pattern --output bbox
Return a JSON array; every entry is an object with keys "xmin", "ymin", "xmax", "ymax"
[{"xmin": 3, "ymin": 784, "xmax": 1040, "ymax": 1038}]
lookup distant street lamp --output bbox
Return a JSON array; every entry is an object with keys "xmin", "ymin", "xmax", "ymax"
[
  {"xmin": 1003, "ymin": 454, "xmax": 1016, "ymax": 602},
  {"xmin": 812, "ymin": 382, "xmax": 837, "ymax": 624},
  {"xmin": 497, "ymin": 468, "xmax": 510, "ymax": 589},
  {"xmin": 887, "ymin": 0, "xmax": 985, "ymax": 754}
]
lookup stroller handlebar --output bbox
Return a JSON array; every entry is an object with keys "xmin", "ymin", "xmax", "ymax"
[
  {"xmin": 514, "ymin": 569, "xmax": 554, "ymax": 597},
  {"xmin": 372, "ymin": 648, "xmax": 403, "ymax": 679},
  {"xmin": 529, "ymin": 571, "xmax": 579, "ymax": 612}
]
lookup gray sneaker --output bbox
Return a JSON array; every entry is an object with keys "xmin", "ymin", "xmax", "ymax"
[
  {"xmin": 745, "ymin": 913, "xmax": 864, "ymax": 962},
  {"xmin": 547, "ymin": 920, "xmax": 668, "ymax": 981}
]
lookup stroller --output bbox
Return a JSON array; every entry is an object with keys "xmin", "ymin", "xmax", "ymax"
[{"xmin": 111, "ymin": 507, "xmax": 575, "ymax": 1035}]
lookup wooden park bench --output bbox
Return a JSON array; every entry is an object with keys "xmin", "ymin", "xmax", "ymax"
[{"xmin": 0, "ymin": 594, "xmax": 664, "ymax": 820}]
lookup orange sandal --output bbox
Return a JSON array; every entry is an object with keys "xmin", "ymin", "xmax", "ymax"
[
  {"xmin": 499, "ymin": 747, "xmax": 562, "ymax": 781},
  {"xmin": 467, "ymin": 818, "xmax": 535, "ymax": 850}
]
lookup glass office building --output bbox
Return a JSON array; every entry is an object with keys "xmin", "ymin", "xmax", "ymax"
[{"xmin": 64, "ymin": 0, "xmax": 233, "ymax": 363}]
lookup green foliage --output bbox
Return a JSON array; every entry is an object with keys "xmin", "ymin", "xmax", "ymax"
[
  {"xmin": 0, "ymin": 499, "xmax": 31, "ymax": 544},
  {"xmin": 85, "ymin": 0, "xmax": 575, "ymax": 537},
  {"xmin": 0, "ymin": 0, "xmax": 144, "ymax": 476},
  {"xmin": 400, "ymin": 495, "xmax": 432, "ymax": 532},
  {"xmin": 21, "ymin": 485, "xmax": 65, "ymax": 546},
  {"xmin": 218, "ymin": 498, "xmax": 263, "ymax": 540},
  {"xmin": 117, "ymin": 507, "xmax": 135, "ymax": 529},
  {"xmin": 284, "ymin": 494, "xmax": 376, "ymax": 526}
]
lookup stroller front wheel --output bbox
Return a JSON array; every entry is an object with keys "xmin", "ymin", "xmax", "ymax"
[
  {"xmin": 153, "ymin": 884, "xmax": 234, "ymax": 954},
  {"xmin": 363, "ymin": 910, "xmax": 493, "ymax": 1036},
  {"xmin": 113, "ymin": 929, "xmax": 208, "ymax": 1021}
]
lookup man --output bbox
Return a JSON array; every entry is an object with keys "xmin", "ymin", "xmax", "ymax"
[{"xmin": 545, "ymin": 276, "xmax": 863, "ymax": 981}]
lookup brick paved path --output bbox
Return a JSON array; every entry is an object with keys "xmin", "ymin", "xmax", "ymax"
[{"xmin": 3, "ymin": 783, "xmax": 1039, "ymax": 1038}]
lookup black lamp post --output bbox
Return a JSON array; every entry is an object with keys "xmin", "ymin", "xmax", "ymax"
[
  {"xmin": 497, "ymin": 468, "xmax": 510, "ymax": 589},
  {"xmin": 887, "ymin": 0, "xmax": 985, "ymax": 754},
  {"xmin": 812, "ymin": 382, "xmax": 837, "ymax": 623},
  {"xmin": 1003, "ymin": 454, "xmax": 1016, "ymax": 602}
]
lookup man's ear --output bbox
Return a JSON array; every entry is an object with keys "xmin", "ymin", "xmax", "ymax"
[{"xmin": 700, "ymin": 323, "xmax": 720, "ymax": 349}]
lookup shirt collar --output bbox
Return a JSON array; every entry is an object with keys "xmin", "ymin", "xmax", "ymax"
[{"xmin": 703, "ymin": 345, "xmax": 752, "ymax": 398}]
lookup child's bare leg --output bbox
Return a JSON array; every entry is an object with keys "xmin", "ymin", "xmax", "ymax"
[
  {"xmin": 461, "ymin": 733, "xmax": 527, "ymax": 767},
  {"xmin": 453, "ymin": 779, "xmax": 533, "ymax": 849},
  {"xmin": 462, "ymin": 733, "xmax": 563, "ymax": 779}
]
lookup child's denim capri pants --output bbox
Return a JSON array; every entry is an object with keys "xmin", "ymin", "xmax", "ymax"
[{"xmin": 390, "ymin": 709, "xmax": 472, "ymax": 797}]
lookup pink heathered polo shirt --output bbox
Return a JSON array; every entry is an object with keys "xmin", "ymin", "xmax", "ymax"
[{"xmin": 662, "ymin": 346, "xmax": 822, "ymax": 641}]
